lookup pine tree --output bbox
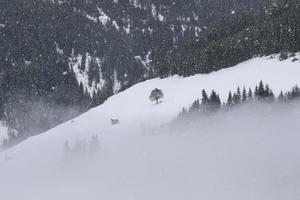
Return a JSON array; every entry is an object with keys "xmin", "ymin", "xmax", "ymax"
[
  {"xmin": 209, "ymin": 90, "xmax": 221, "ymax": 111},
  {"xmin": 237, "ymin": 87, "xmax": 241, "ymax": 99},
  {"xmin": 177, "ymin": 107, "xmax": 188, "ymax": 119},
  {"xmin": 257, "ymin": 81, "xmax": 265, "ymax": 98},
  {"xmin": 190, "ymin": 99, "xmax": 200, "ymax": 112},
  {"xmin": 268, "ymin": 90, "xmax": 275, "ymax": 102},
  {"xmin": 242, "ymin": 87, "xmax": 247, "ymax": 102},
  {"xmin": 254, "ymin": 86, "xmax": 258, "ymax": 97},
  {"xmin": 216, "ymin": 94, "xmax": 221, "ymax": 108},
  {"xmin": 286, "ymin": 85, "xmax": 300, "ymax": 100},
  {"xmin": 265, "ymin": 85, "xmax": 270, "ymax": 97},
  {"xmin": 227, "ymin": 91, "xmax": 233, "ymax": 107},
  {"xmin": 248, "ymin": 88, "xmax": 253, "ymax": 101},
  {"xmin": 233, "ymin": 87, "xmax": 241, "ymax": 105},
  {"xmin": 201, "ymin": 89, "xmax": 209, "ymax": 105},
  {"xmin": 278, "ymin": 91, "xmax": 284, "ymax": 101},
  {"xmin": 181, "ymin": 107, "xmax": 188, "ymax": 115},
  {"xmin": 291, "ymin": 85, "xmax": 300, "ymax": 98}
]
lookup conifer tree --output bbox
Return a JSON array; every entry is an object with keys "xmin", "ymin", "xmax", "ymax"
[
  {"xmin": 278, "ymin": 91, "xmax": 285, "ymax": 101},
  {"xmin": 178, "ymin": 107, "xmax": 188, "ymax": 119},
  {"xmin": 242, "ymin": 87, "xmax": 247, "ymax": 102},
  {"xmin": 233, "ymin": 87, "xmax": 241, "ymax": 105},
  {"xmin": 268, "ymin": 90, "xmax": 275, "ymax": 102},
  {"xmin": 291, "ymin": 85, "xmax": 300, "ymax": 98},
  {"xmin": 209, "ymin": 90, "xmax": 221, "ymax": 111},
  {"xmin": 227, "ymin": 91, "xmax": 233, "ymax": 107},
  {"xmin": 181, "ymin": 108, "xmax": 188, "ymax": 115},
  {"xmin": 190, "ymin": 99, "xmax": 200, "ymax": 112},
  {"xmin": 257, "ymin": 81, "xmax": 265, "ymax": 98},
  {"xmin": 254, "ymin": 86, "xmax": 258, "ymax": 97},
  {"xmin": 248, "ymin": 88, "xmax": 253, "ymax": 101},
  {"xmin": 201, "ymin": 89, "xmax": 209, "ymax": 105},
  {"xmin": 286, "ymin": 85, "xmax": 300, "ymax": 100}
]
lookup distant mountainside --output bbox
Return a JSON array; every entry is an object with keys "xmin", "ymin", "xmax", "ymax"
[
  {"xmin": 0, "ymin": 0, "xmax": 299, "ymax": 144},
  {"xmin": 1, "ymin": 56, "xmax": 300, "ymax": 200}
]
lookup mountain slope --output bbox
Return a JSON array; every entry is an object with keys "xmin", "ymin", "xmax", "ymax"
[
  {"xmin": 4, "ymin": 0, "xmax": 299, "ymax": 142},
  {"xmin": 1, "ymin": 56, "xmax": 300, "ymax": 200},
  {"xmin": 0, "ymin": 121, "xmax": 8, "ymax": 140}
]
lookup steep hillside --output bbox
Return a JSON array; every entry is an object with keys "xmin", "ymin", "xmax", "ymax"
[
  {"xmin": 4, "ymin": 0, "xmax": 299, "ymax": 143},
  {"xmin": 1, "ymin": 56, "xmax": 300, "ymax": 200}
]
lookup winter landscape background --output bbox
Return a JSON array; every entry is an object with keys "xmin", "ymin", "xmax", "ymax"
[
  {"xmin": 0, "ymin": 0, "xmax": 299, "ymax": 146},
  {"xmin": 1, "ymin": 0, "xmax": 300, "ymax": 200},
  {"xmin": 1, "ymin": 56, "xmax": 300, "ymax": 199}
]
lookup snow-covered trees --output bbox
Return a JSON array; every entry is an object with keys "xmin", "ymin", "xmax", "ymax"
[
  {"xmin": 188, "ymin": 89, "xmax": 221, "ymax": 113},
  {"xmin": 254, "ymin": 81, "xmax": 275, "ymax": 102},
  {"xmin": 62, "ymin": 135, "xmax": 101, "ymax": 161},
  {"xmin": 149, "ymin": 88, "xmax": 164, "ymax": 104},
  {"xmin": 209, "ymin": 90, "xmax": 221, "ymax": 111},
  {"xmin": 178, "ymin": 81, "xmax": 300, "ymax": 120},
  {"xmin": 61, "ymin": 135, "xmax": 102, "ymax": 164},
  {"xmin": 157, "ymin": 0, "xmax": 300, "ymax": 78}
]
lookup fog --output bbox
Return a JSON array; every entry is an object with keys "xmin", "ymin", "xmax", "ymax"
[
  {"xmin": 1, "ymin": 101, "xmax": 300, "ymax": 200},
  {"xmin": 0, "ymin": 100, "xmax": 84, "ymax": 150}
]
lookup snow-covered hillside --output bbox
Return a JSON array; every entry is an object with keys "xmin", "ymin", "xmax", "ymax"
[
  {"xmin": 1, "ymin": 56, "xmax": 300, "ymax": 200},
  {"xmin": 0, "ymin": 121, "xmax": 8, "ymax": 142}
]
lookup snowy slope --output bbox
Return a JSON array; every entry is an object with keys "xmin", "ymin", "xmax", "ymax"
[
  {"xmin": 1, "ymin": 55, "xmax": 300, "ymax": 200},
  {"xmin": 0, "ymin": 121, "xmax": 8, "ymax": 142}
]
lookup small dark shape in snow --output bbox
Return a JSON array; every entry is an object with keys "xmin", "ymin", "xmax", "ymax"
[{"xmin": 111, "ymin": 118, "xmax": 119, "ymax": 126}]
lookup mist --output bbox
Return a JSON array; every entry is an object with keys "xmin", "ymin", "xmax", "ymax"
[
  {"xmin": 1, "ymin": 100, "xmax": 300, "ymax": 200},
  {"xmin": 0, "ymin": 98, "xmax": 85, "ymax": 150}
]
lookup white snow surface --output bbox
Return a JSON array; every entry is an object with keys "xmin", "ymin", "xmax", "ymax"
[
  {"xmin": 1, "ymin": 56, "xmax": 300, "ymax": 200},
  {"xmin": 97, "ymin": 7, "xmax": 110, "ymax": 26},
  {"xmin": 0, "ymin": 121, "xmax": 8, "ymax": 141}
]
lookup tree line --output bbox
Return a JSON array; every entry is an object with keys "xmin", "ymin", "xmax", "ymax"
[{"xmin": 178, "ymin": 81, "xmax": 300, "ymax": 119}]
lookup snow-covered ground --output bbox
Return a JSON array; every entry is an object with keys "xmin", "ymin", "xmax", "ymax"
[
  {"xmin": 0, "ymin": 121, "xmax": 8, "ymax": 142},
  {"xmin": 1, "ymin": 56, "xmax": 300, "ymax": 200}
]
